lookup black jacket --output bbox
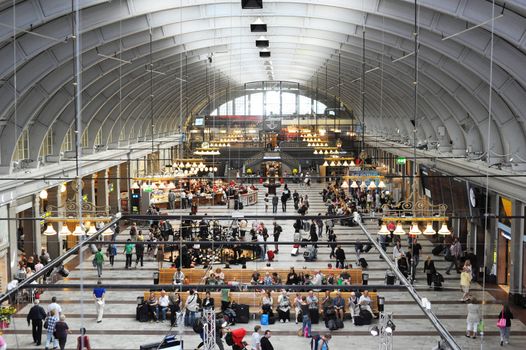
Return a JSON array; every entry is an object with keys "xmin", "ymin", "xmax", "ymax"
[
  {"xmin": 335, "ymin": 248, "xmax": 346, "ymax": 260},
  {"xmin": 27, "ymin": 304, "xmax": 46, "ymax": 324},
  {"xmin": 261, "ymin": 336, "xmax": 274, "ymax": 350},
  {"xmin": 498, "ymin": 309, "xmax": 514, "ymax": 328},
  {"xmin": 423, "ymin": 260, "xmax": 436, "ymax": 274}
]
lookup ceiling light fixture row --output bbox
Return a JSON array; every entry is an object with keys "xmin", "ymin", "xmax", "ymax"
[{"xmin": 377, "ymin": 221, "xmax": 451, "ymax": 236}]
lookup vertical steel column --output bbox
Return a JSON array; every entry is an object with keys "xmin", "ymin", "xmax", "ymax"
[
  {"xmin": 361, "ymin": 26, "xmax": 366, "ymax": 154},
  {"xmin": 203, "ymin": 305, "xmax": 216, "ymax": 350}
]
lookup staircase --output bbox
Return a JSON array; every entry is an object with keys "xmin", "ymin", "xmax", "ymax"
[{"xmin": 242, "ymin": 150, "xmax": 300, "ymax": 171}]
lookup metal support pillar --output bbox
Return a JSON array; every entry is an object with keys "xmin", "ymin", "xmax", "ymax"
[{"xmin": 203, "ymin": 308, "xmax": 216, "ymax": 350}]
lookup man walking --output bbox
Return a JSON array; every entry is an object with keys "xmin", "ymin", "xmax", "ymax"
[
  {"xmin": 272, "ymin": 194, "xmax": 279, "ymax": 213},
  {"xmin": 124, "ymin": 239, "xmax": 134, "ymax": 269},
  {"xmin": 27, "ymin": 299, "xmax": 46, "ymax": 345},
  {"xmin": 335, "ymin": 245, "xmax": 346, "ymax": 269},
  {"xmin": 93, "ymin": 247, "xmax": 104, "ymax": 278},
  {"xmin": 272, "ymin": 222, "xmax": 282, "ymax": 253},
  {"xmin": 93, "ymin": 280, "xmax": 106, "ymax": 323},
  {"xmin": 135, "ymin": 238, "xmax": 145, "ymax": 268},
  {"xmin": 260, "ymin": 330, "xmax": 274, "ymax": 350},
  {"xmin": 445, "ymin": 238, "xmax": 462, "ymax": 275},
  {"xmin": 281, "ymin": 192, "xmax": 288, "ymax": 212},
  {"xmin": 168, "ymin": 190, "xmax": 176, "ymax": 209}
]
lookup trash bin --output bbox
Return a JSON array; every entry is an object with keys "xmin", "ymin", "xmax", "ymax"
[
  {"xmin": 153, "ymin": 272, "xmax": 159, "ymax": 285},
  {"xmin": 362, "ymin": 273, "xmax": 369, "ymax": 286},
  {"xmin": 378, "ymin": 296, "xmax": 385, "ymax": 312}
]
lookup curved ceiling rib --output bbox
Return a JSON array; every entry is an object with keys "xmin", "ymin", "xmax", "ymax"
[{"xmin": 0, "ymin": 0, "xmax": 524, "ymax": 173}]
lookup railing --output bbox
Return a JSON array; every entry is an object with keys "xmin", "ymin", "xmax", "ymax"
[
  {"xmin": 243, "ymin": 151, "xmax": 266, "ymax": 169},
  {"xmin": 279, "ymin": 151, "xmax": 300, "ymax": 170}
]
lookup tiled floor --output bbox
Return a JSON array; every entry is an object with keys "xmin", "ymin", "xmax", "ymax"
[{"xmin": 4, "ymin": 182, "xmax": 525, "ymax": 349}]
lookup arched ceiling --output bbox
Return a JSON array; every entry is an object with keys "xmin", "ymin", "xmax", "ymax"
[{"xmin": 0, "ymin": 0, "xmax": 525, "ymax": 173}]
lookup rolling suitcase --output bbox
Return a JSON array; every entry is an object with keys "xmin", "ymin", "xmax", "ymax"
[
  {"xmin": 234, "ymin": 304, "xmax": 250, "ymax": 324},
  {"xmin": 386, "ymin": 271, "xmax": 396, "ymax": 285},
  {"xmin": 309, "ymin": 309, "xmax": 320, "ymax": 324},
  {"xmin": 136, "ymin": 303, "xmax": 149, "ymax": 322}
]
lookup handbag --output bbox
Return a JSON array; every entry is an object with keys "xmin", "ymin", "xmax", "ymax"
[
  {"xmin": 477, "ymin": 320, "xmax": 484, "ymax": 333},
  {"xmin": 497, "ymin": 308, "xmax": 507, "ymax": 328},
  {"xmin": 43, "ymin": 317, "xmax": 49, "ymax": 329}
]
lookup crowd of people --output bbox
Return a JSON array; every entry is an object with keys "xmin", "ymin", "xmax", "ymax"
[
  {"xmin": 8, "ymin": 176, "xmax": 518, "ymax": 349},
  {"xmin": 26, "ymin": 295, "xmax": 95, "ymax": 349}
]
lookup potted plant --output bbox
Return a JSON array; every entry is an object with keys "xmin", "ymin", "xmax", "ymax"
[{"xmin": 0, "ymin": 305, "xmax": 16, "ymax": 329}]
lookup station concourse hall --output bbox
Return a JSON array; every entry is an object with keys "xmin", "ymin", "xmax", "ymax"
[{"xmin": 0, "ymin": 0, "xmax": 526, "ymax": 349}]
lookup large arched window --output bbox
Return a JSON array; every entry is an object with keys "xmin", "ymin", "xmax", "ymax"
[{"xmin": 210, "ymin": 92, "xmax": 327, "ymax": 117}]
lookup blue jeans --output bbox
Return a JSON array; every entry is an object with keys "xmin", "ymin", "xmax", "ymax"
[
  {"xmin": 499, "ymin": 327, "xmax": 510, "ymax": 342},
  {"xmin": 46, "ymin": 332, "xmax": 58, "ymax": 348},
  {"xmin": 160, "ymin": 306, "xmax": 168, "ymax": 321},
  {"xmin": 185, "ymin": 310, "xmax": 196, "ymax": 327},
  {"xmin": 302, "ymin": 315, "xmax": 311, "ymax": 337}
]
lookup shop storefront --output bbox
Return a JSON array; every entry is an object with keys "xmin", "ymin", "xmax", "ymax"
[{"xmin": 497, "ymin": 196, "xmax": 513, "ymax": 289}]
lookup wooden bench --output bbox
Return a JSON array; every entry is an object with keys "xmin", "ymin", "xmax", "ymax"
[
  {"xmin": 158, "ymin": 268, "xmax": 363, "ymax": 285},
  {"xmin": 141, "ymin": 290, "xmax": 378, "ymax": 316}
]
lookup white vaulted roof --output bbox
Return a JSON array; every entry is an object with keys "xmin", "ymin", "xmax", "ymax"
[{"xmin": 0, "ymin": 0, "xmax": 524, "ymax": 172}]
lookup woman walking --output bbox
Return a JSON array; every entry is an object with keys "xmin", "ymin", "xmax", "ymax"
[
  {"xmin": 423, "ymin": 256, "xmax": 436, "ymax": 288},
  {"xmin": 54, "ymin": 314, "xmax": 71, "ymax": 350},
  {"xmin": 460, "ymin": 260, "xmax": 473, "ymax": 301},
  {"xmin": 497, "ymin": 304, "xmax": 514, "ymax": 346},
  {"xmin": 466, "ymin": 297, "xmax": 480, "ymax": 339},
  {"xmin": 157, "ymin": 244, "xmax": 165, "ymax": 269}
]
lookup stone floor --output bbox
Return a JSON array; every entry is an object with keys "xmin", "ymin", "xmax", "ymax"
[{"xmin": 4, "ymin": 182, "xmax": 526, "ymax": 349}]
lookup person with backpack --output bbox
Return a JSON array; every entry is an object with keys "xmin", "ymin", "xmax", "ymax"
[
  {"xmin": 93, "ymin": 248, "xmax": 104, "ymax": 278},
  {"xmin": 106, "ymin": 243, "xmax": 117, "ymax": 267},
  {"xmin": 310, "ymin": 334, "xmax": 331, "ymax": 350}
]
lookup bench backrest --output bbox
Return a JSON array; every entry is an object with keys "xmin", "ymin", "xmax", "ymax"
[{"xmin": 159, "ymin": 268, "xmax": 363, "ymax": 285}]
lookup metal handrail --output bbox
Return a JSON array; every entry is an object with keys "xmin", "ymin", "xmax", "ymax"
[
  {"xmin": 0, "ymin": 217, "xmax": 120, "ymax": 304},
  {"xmin": 357, "ymin": 221, "xmax": 461, "ymax": 350}
]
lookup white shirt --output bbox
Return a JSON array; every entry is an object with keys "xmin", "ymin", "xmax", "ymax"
[
  {"xmin": 358, "ymin": 295, "xmax": 371, "ymax": 305},
  {"xmin": 251, "ymin": 332, "xmax": 261, "ymax": 350},
  {"xmin": 312, "ymin": 273, "xmax": 323, "ymax": 285},
  {"xmin": 159, "ymin": 295, "xmax": 170, "ymax": 307},
  {"xmin": 48, "ymin": 302, "xmax": 62, "ymax": 315}
]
